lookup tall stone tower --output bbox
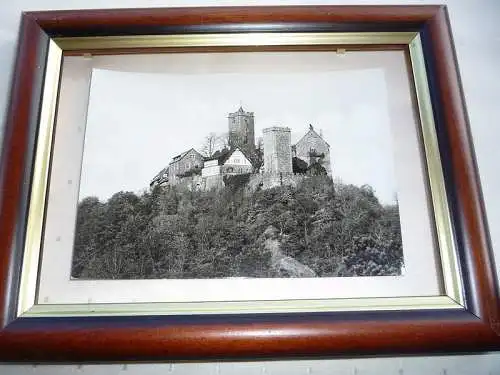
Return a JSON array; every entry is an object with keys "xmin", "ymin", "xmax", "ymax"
[
  {"xmin": 263, "ymin": 127, "xmax": 293, "ymax": 174},
  {"xmin": 228, "ymin": 106, "xmax": 255, "ymax": 153}
]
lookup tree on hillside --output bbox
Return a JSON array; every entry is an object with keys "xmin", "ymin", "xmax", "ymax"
[
  {"xmin": 71, "ymin": 196, "xmax": 104, "ymax": 278},
  {"xmin": 292, "ymin": 157, "xmax": 308, "ymax": 174},
  {"xmin": 200, "ymin": 132, "xmax": 227, "ymax": 158},
  {"xmin": 72, "ymin": 177, "xmax": 403, "ymax": 279}
]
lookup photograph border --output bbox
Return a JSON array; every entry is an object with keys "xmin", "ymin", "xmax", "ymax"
[{"xmin": 0, "ymin": 5, "xmax": 498, "ymax": 360}]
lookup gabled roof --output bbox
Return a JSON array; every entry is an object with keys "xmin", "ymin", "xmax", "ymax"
[
  {"xmin": 295, "ymin": 125, "xmax": 330, "ymax": 148},
  {"xmin": 205, "ymin": 147, "xmax": 254, "ymax": 166},
  {"xmin": 223, "ymin": 147, "xmax": 253, "ymax": 165},
  {"xmin": 169, "ymin": 148, "xmax": 202, "ymax": 164}
]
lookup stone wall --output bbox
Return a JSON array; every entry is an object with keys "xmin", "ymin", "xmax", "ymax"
[
  {"xmin": 262, "ymin": 127, "xmax": 293, "ymax": 175},
  {"xmin": 222, "ymin": 164, "xmax": 252, "ymax": 175},
  {"xmin": 248, "ymin": 173, "xmax": 307, "ymax": 191},
  {"xmin": 295, "ymin": 130, "xmax": 332, "ymax": 176},
  {"xmin": 203, "ymin": 175, "xmax": 224, "ymax": 191},
  {"xmin": 228, "ymin": 107, "xmax": 255, "ymax": 152},
  {"xmin": 165, "ymin": 172, "xmax": 312, "ymax": 193}
]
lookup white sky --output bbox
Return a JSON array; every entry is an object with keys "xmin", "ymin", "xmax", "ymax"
[{"xmin": 79, "ymin": 51, "xmax": 410, "ymax": 204}]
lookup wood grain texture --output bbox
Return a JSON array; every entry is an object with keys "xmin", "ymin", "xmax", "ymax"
[
  {"xmin": 0, "ymin": 311, "xmax": 497, "ymax": 361},
  {"xmin": 0, "ymin": 6, "xmax": 498, "ymax": 361},
  {"xmin": 0, "ymin": 14, "xmax": 45, "ymax": 328},
  {"xmin": 29, "ymin": 6, "xmax": 440, "ymax": 29},
  {"xmin": 427, "ymin": 7, "xmax": 500, "ymax": 329}
]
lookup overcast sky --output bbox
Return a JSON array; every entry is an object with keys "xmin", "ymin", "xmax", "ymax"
[{"xmin": 79, "ymin": 51, "xmax": 410, "ymax": 204}]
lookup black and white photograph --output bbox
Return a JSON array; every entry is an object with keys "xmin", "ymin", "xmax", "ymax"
[{"xmin": 70, "ymin": 51, "xmax": 406, "ymax": 280}]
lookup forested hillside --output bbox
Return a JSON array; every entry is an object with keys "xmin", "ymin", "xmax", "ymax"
[{"xmin": 71, "ymin": 177, "xmax": 403, "ymax": 279}]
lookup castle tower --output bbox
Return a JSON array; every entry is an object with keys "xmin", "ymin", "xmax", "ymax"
[
  {"xmin": 263, "ymin": 127, "xmax": 293, "ymax": 174},
  {"xmin": 228, "ymin": 106, "xmax": 255, "ymax": 153}
]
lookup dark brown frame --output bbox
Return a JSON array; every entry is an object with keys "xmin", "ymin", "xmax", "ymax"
[{"xmin": 0, "ymin": 5, "xmax": 498, "ymax": 361}]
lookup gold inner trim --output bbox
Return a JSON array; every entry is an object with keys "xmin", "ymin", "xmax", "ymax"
[
  {"xmin": 54, "ymin": 32, "xmax": 418, "ymax": 51},
  {"xmin": 18, "ymin": 31, "xmax": 464, "ymax": 317},
  {"xmin": 409, "ymin": 35, "xmax": 464, "ymax": 305},
  {"xmin": 17, "ymin": 40, "xmax": 63, "ymax": 317},
  {"xmin": 23, "ymin": 296, "xmax": 460, "ymax": 318}
]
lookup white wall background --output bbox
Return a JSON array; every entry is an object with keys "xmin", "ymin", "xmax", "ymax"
[{"xmin": 0, "ymin": 0, "xmax": 499, "ymax": 373}]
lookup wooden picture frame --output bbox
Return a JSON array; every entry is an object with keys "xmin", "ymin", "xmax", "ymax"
[{"xmin": 0, "ymin": 5, "xmax": 498, "ymax": 361}]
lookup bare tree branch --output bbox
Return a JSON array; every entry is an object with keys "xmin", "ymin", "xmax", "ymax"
[{"xmin": 200, "ymin": 132, "xmax": 228, "ymax": 157}]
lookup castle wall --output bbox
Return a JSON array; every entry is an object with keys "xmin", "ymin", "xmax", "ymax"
[
  {"xmin": 248, "ymin": 173, "xmax": 307, "ymax": 191},
  {"xmin": 171, "ymin": 174, "xmax": 204, "ymax": 191},
  {"xmin": 171, "ymin": 174, "xmax": 224, "ymax": 191},
  {"xmin": 201, "ymin": 160, "xmax": 221, "ymax": 178},
  {"xmin": 203, "ymin": 175, "xmax": 224, "ymax": 190},
  {"xmin": 263, "ymin": 127, "xmax": 293, "ymax": 175}
]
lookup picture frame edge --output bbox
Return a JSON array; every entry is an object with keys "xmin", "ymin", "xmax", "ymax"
[
  {"xmin": 0, "ymin": 5, "xmax": 498, "ymax": 361},
  {"xmin": 426, "ymin": 6, "xmax": 500, "ymax": 330},
  {"xmin": 0, "ymin": 13, "xmax": 50, "ymax": 328}
]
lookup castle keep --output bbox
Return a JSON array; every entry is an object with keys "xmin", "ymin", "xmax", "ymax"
[
  {"xmin": 263, "ymin": 127, "xmax": 293, "ymax": 174},
  {"xmin": 228, "ymin": 107, "xmax": 255, "ymax": 153},
  {"xmin": 150, "ymin": 106, "xmax": 332, "ymax": 190}
]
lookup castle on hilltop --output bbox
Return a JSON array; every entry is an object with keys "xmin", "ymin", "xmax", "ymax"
[{"xmin": 150, "ymin": 106, "xmax": 332, "ymax": 190}]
